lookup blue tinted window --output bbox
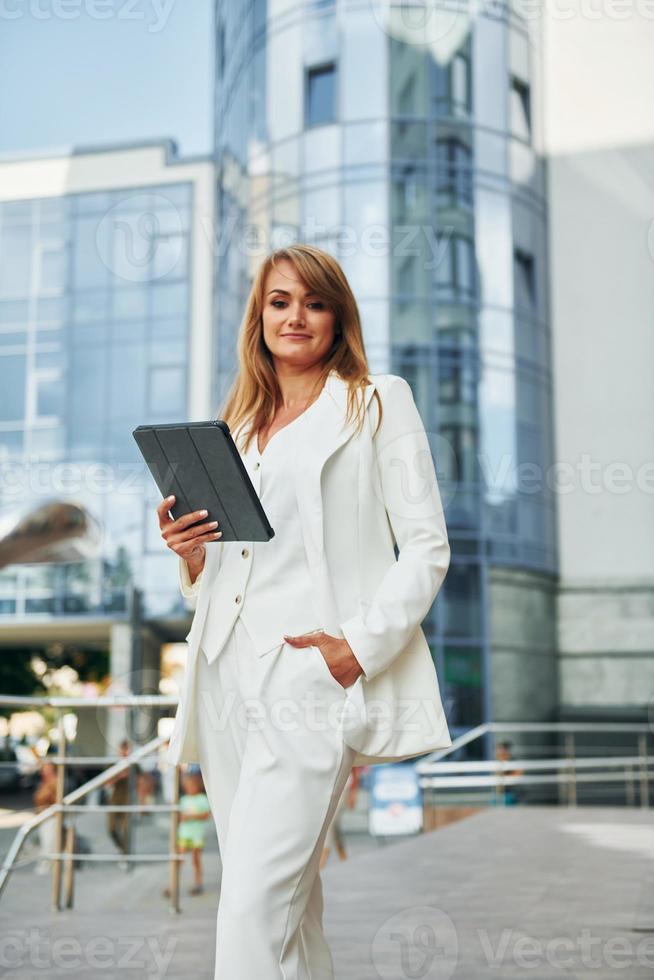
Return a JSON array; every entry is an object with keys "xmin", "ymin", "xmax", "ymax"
[
  {"xmin": 306, "ymin": 63, "xmax": 336, "ymax": 126},
  {"xmin": 0, "ymin": 353, "xmax": 25, "ymax": 421}
]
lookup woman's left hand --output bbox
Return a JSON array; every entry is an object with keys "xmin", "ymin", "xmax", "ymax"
[{"xmin": 282, "ymin": 631, "xmax": 363, "ymax": 688}]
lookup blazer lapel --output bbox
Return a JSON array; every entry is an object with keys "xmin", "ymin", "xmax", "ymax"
[
  {"xmin": 232, "ymin": 369, "xmax": 377, "ymax": 563},
  {"xmin": 292, "ymin": 370, "xmax": 376, "ymax": 564}
]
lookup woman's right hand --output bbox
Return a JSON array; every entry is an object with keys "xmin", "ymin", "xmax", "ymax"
[{"xmin": 156, "ymin": 495, "xmax": 222, "ymax": 568}]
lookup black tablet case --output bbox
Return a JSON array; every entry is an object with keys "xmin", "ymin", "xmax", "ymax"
[{"xmin": 132, "ymin": 420, "xmax": 274, "ymax": 542}]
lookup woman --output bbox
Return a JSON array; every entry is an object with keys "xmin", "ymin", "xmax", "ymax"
[{"xmin": 156, "ymin": 244, "xmax": 452, "ymax": 978}]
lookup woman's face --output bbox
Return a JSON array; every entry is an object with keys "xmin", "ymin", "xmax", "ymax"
[{"xmin": 261, "ymin": 258, "xmax": 337, "ymax": 373}]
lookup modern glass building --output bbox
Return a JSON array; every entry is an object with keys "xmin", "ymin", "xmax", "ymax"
[
  {"xmin": 0, "ymin": 142, "xmax": 214, "ymax": 671},
  {"xmin": 213, "ymin": 1, "xmax": 557, "ymax": 737}
]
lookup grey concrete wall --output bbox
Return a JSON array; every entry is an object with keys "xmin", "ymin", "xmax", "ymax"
[
  {"xmin": 488, "ymin": 567, "xmax": 559, "ymax": 726},
  {"xmin": 558, "ymin": 581, "xmax": 654, "ymax": 709},
  {"xmin": 543, "ymin": 14, "xmax": 654, "ymax": 717}
]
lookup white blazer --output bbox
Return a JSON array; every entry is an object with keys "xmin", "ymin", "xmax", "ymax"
[{"xmin": 167, "ymin": 370, "xmax": 453, "ymax": 768}]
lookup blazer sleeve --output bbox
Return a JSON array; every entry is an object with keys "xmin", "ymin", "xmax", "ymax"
[
  {"xmin": 338, "ymin": 376, "xmax": 451, "ymax": 681},
  {"xmin": 178, "ymin": 555, "xmax": 204, "ymax": 604}
]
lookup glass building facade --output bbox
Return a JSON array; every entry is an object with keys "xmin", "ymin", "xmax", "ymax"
[
  {"xmin": 213, "ymin": 0, "xmax": 556, "ymax": 735},
  {"xmin": 0, "ymin": 182, "xmax": 194, "ymax": 621}
]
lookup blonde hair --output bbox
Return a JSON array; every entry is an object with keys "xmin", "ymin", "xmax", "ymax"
[{"xmin": 218, "ymin": 244, "xmax": 382, "ymax": 452}]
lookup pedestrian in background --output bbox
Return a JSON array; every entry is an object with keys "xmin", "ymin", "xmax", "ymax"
[
  {"xmin": 106, "ymin": 739, "xmax": 132, "ymax": 866},
  {"xmin": 33, "ymin": 760, "xmax": 59, "ymax": 875},
  {"xmin": 164, "ymin": 768, "xmax": 211, "ymax": 897}
]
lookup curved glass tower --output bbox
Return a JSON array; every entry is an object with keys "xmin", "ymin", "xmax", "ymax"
[{"xmin": 213, "ymin": 0, "xmax": 557, "ymax": 739}]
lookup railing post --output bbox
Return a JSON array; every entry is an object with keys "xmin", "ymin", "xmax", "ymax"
[
  {"xmin": 625, "ymin": 765, "xmax": 636, "ymax": 807},
  {"xmin": 125, "ymin": 758, "xmax": 137, "ymax": 867},
  {"xmin": 495, "ymin": 761, "xmax": 505, "ymax": 806},
  {"xmin": 63, "ymin": 824, "xmax": 75, "ymax": 909},
  {"xmin": 50, "ymin": 715, "xmax": 66, "ymax": 910},
  {"xmin": 638, "ymin": 734, "xmax": 649, "ymax": 808},
  {"xmin": 168, "ymin": 765, "xmax": 181, "ymax": 913},
  {"xmin": 490, "ymin": 727, "xmax": 500, "ymax": 806},
  {"xmin": 565, "ymin": 733, "xmax": 576, "ymax": 806}
]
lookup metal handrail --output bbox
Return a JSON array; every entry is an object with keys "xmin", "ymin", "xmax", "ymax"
[
  {"xmin": 420, "ymin": 771, "xmax": 651, "ymax": 789},
  {"xmin": 0, "ymin": 693, "xmax": 184, "ymax": 913},
  {"xmin": 0, "ymin": 735, "xmax": 172, "ymax": 898},
  {"xmin": 2, "ymin": 700, "xmax": 651, "ymax": 913},
  {"xmin": 0, "ymin": 694, "xmax": 177, "ymax": 708},
  {"xmin": 425, "ymin": 756, "xmax": 654, "ymax": 772},
  {"xmin": 416, "ymin": 722, "xmax": 652, "ymax": 808}
]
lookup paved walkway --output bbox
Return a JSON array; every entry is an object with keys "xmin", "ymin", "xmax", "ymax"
[{"xmin": 1, "ymin": 806, "xmax": 652, "ymax": 978}]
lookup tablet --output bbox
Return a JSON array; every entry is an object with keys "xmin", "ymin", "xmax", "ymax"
[{"xmin": 132, "ymin": 420, "xmax": 274, "ymax": 542}]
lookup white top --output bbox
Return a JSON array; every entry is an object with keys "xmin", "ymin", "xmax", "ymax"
[{"xmin": 200, "ymin": 400, "xmax": 324, "ymax": 662}]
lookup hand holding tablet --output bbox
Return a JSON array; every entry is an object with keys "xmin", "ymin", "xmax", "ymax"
[
  {"xmin": 133, "ymin": 420, "xmax": 275, "ymax": 543},
  {"xmin": 155, "ymin": 495, "xmax": 221, "ymax": 568}
]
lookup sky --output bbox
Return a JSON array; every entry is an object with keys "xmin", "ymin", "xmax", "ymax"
[{"xmin": 0, "ymin": 0, "xmax": 214, "ymax": 160}]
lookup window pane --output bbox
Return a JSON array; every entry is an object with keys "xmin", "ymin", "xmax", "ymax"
[
  {"xmin": 436, "ymin": 235, "xmax": 453, "ymax": 287},
  {"xmin": 149, "ymin": 366, "xmax": 185, "ymax": 416},
  {"xmin": 0, "ymin": 354, "xmax": 26, "ymax": 421},
  {"xmin": 306, "ymin": 64, "xmax": 336, "ymax": 126},
  {"xmin": 69, "ymin": 348, "xmax": 106, "ymax": 435},
  {"xmin": 110, "ymin": 344, "xmax": 147, "ymax": 419},
  {"xmin": 0, "ymin": 299, "xmax": 28, "ymax": 325},
  {"xmin": 452, "ymin": 54, "xmax": 469, "ymax": 110},
  {"xmin": 151, "ymin": 234, "xmax": 187, "ymax": 282},
  {"xmin": 73, "ymin": 215, "xmax": 110, "ymax": 289},
  {"xmin": 151, "ymin": 283, "xmax": 188, "ymax": 318},
  {"xmin": 150, "ymin": 339, "xmax": 186, "ymax": 366},
  {"xmin": 436, "ymin": 139, "xmax": 473, "ymax": 207},
  {"xmin": 510, "ymin": 76, "xmax": 531, "ymax": 141},
  {"xmin": 36, "ymin": 376, "xmax": 64, "ymax": 417},
  {"xmin": 514, "ymin": 250, "xmax": 536, "ymax": 309},
  {"xmin": 73, "ymin": 289, "xmax": 110, "ymax": 322},
  {"xmin": 114, "ymin": 285, "xmax": 148, "ymax": 320},
  {"xmin": 444, "ymin": 645, "xmax": 483, "ymax": 728},
  {"xmin": 0, "ymin": 331, "xmax": 26, "ymax": 348},
  {"xmin": 443, "ymin": 563, "xmax": 482, "ymax": 637},
  {"xmin": 37, "ymin": 296, "xmax": 66, "ymax": 326},
  {"xmin": 456, "ymin": 237, "xmax": 475, "ymax": 294},
  {"xmin": 0, "ymin": 227, "xmax": 32, "ymax": 298},
  {"xmin": 39, "ymin": 243, "xmax": 68, "ymax": 293}
]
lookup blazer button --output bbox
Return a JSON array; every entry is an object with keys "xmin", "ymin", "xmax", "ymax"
[
  {"xmin": 241, "ymin": 548, "xmax": 249, "ymax": 558},
  {"xmin": 235, "ymin": 594, "xmax": 242, "ymax": 604}
]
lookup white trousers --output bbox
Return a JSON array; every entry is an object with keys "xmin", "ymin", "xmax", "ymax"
[{"xmin": 194, "ymin": 615, "xmax": 356, "ymax": 979}]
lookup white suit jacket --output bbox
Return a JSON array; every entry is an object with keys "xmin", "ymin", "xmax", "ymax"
[{"xmin": 167, "ymin": 370, "xmax": 453, "ymax": 768}]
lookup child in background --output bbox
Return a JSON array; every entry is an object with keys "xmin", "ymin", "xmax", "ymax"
[{"xmin": 164, "ymin": 768, "xmax": 211, "ymax": 896}]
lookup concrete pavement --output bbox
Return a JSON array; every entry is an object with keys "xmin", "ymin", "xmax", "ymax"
[{"xmin": 0, "ymin": 806, "xmax": 652, "ymax": 978}]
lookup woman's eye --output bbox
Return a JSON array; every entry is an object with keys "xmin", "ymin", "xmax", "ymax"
[{"xmin": 270, "ymin": 300, "xmax": 325, "ymax": 309}]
